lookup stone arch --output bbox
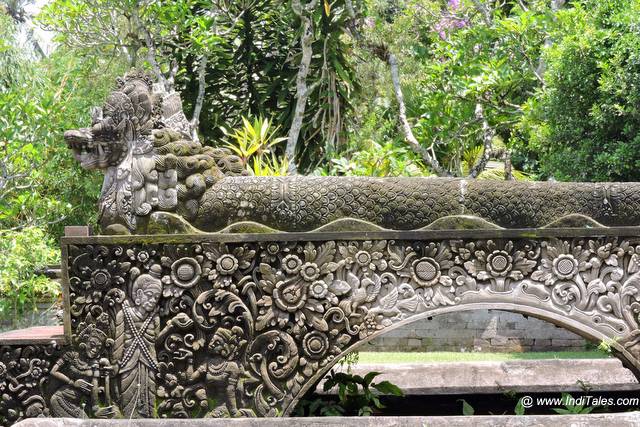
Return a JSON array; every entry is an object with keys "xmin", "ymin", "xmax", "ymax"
[{"xmin": 283, "ymin": 302, "xmax": 640, "ymax": 415}]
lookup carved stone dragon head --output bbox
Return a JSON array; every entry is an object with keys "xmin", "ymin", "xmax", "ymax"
[
  {"xmin": 64, "ymin": 70, "xmax": 246, "ymax": 234},
  {"xmin": 64, "ymin": 71, "xmax": 159, "ymax": 170}
]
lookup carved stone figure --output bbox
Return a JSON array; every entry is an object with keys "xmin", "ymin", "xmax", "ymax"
[
  {"xmin": 65, "ymin": 71, "xmax": 640, "ymax": 234},
  {"xmin": 112, "ymin": 264, "xmax": 162, "ymax": 418},
  {"xmin": 188, "ymin": 326, "xmax": 256, "ymax": 417},
  {"xmin": 50, "ymin": 316, "xmax": 118, "ymax": 419}
]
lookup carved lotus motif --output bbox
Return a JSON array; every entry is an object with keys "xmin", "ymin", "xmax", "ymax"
[
  {"xmin": 216, "ymin": 254, "xmax": 239, "ymax": 275},
  {"xmin": 411, "ymin": 257, "xmax": 444, "ymax": 287},
  {"xmin": 302, "ymin": 331, "xmax": 330, "ymax": 360},
  {"xmin": 309, "ymin": 280, "xmax": 328, "ymax": 299},
  {"xmin": 70, "ymin": 245, "xmax": 128, "ymax": 293},
  {"xmin": 273, "ymin": 281, "xmax": 308, "ymax": 313},
  {"xmin": 409, "ymin": 242, "xmax": 453, "ymax": 288},
  {"xmin": 300, "ymin": 262, "xmax": 320, "ymax": 281},
  {"xmin": 282, "ymin": 255, "xmax": 303, "ymax": 275},
  {"xmin": 532, "ymin": 240, "xmax": 590, "ymax": 286},
  {"xmin": 339, "ymin": 240, "xmax": 388, "ymax": 272},
  {"xmin": 464, "ymin": 240, "xmax": 536, "ymax": 281},
  {"xmin": 202, "ymin": 243, "xmax": 256, "ymax": 291}
]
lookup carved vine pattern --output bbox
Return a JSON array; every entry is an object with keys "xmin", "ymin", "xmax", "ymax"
[{"xmin": 4, "ymin": 236, "xmax": 640, "ymax": 424}]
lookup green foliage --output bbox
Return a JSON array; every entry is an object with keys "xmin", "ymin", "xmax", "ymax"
[
  {"xmin": 0, "ymin": 228, "xmax": 60, "ymax": 318},
  {"xmin": 38, "ymin": 0, "xmax": 360, "ymax": 171},
  {"xmin": 552, "ymin": 393, "xmax": 596, "ymax": 415},
  {"xmin": 319, "ymin": 140, "xmax": 428, "ymax": 176},
  {"xmin": 322, "ymin": 370, "xmax": 404, "ymax": 416},
  {"xmin": 0, "ymin": 14, "xmax": 123, "ymax": 234},
  {"xmin": 295, "ymin": 369, "xmax": 403, "ymax": 417},
  {"xmin": 459, "ymin": 398, "xmax": 475, "ymax": 416},
  {"xmin": 522, "ymin": 0, "xmax": 640, "ymax": 181},
  {"xmin": 222, "ymin": 116, "xmax": 287, "ymax": 174}
]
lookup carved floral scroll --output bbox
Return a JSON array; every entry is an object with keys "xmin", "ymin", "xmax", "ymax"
[{"xmin": 3, "ymin": 233, "xmax": 640, "ymax": 425}]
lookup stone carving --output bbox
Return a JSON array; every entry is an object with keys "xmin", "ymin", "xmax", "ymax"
[
  {"xmin": 50, "ymin": 314, "xmax": 118, "ymax": 419},
  {"xmin": 113, "ymin": 264, "xmax": 162, "ymax": 418},
  {"xmin": 56, "ymin": 234, "xmax": 640, "ymax": 419},
  {"xmin": 0, "ymin": 344, "xmax": 59, "ymax": 425},
  {"xmin": 65, "ymin": 72, "xmax": 640, "ymax": 234},
  {"xmin": 4, "ymin": 232, "xmax": 640, "ymax": 425},
  {"xmin": 63, "ymin": 70, "xmax": 246, "ymax": 234}
]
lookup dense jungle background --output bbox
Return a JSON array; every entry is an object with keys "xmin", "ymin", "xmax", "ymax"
[{"xmin": 2, "ymin": 0, "xmax": 640, "ymax": 318}]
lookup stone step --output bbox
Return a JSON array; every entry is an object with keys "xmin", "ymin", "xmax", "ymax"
[
  {"xmin": 0, "ymin": 325, "xmax": 64, "ymax": 344},
  {"xmin": 328, "ymin": 359, "xmax": 640, "ymax": 395},
  {"xmin": 13, "ymin": 413, "xmax": 640, "ymax": 427}
]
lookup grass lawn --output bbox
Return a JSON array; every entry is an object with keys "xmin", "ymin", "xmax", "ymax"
[{"xmin": 357, "ymin": 351, "xmax": 608, "ymax": 364}]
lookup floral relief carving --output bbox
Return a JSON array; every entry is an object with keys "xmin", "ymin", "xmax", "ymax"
[{"xmin": 4, "ymin": 235, "xmax": 640, "ymax": 425}]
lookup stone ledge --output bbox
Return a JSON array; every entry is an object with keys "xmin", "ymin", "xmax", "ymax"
[
  {"xmin": 14, "ymin": 413, "xmax": 640, "ymax": 427},
  {"xmin": 323, "ymin": 359, "xmax": 640, "ymax": 395},
  {"xmin": 0, "ymin": 326, "xmax": 65, "ymax": 345}
]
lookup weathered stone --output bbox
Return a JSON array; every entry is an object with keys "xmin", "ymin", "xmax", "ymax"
[
  {"xmin": 11, "ymin": 412, "xmax": 640, "ymax": 427},
  {"xmin": 62, "ymin": 71, "xmax": 640, "ymax": 235},
  {"xmin": 2, "ymin": 70, "xmax": 639, "ymax": 427},
  {"xmin": 13, "ymin": 413, "xmax": 640, "ymax": 427}
]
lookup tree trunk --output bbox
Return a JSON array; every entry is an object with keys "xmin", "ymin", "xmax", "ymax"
[
  {"xmin": 191, "ymin": 55, "xmax": 209, "ymax": 143},
  {"xmin": 286, "ymin": 0, "xmax": 319, "ymax": 175},
  {"xmin": 468, "ymin": 103, "xmax": 494, "ymax": 178},
  {"xmin": 387, "ymin": 52, "xmax": 449, "ymax": 177}
]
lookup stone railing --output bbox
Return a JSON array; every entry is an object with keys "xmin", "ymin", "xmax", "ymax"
[{"xmin": 2, "ymin": 71, "xmax": 640, "ymax": 425}]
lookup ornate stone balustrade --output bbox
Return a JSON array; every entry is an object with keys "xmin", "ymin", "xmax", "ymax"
[
  {"xmin": 3, "ymin": 227, "xmax": 640, "ymax": 425},
  {"xmin": 3, "ymin": 71, "xmax": 640, "ymax": 425}
]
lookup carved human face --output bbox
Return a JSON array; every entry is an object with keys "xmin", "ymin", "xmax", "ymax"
[
  {"xmin": 135, "ymin": 286, "xmax": 161, "ymax": 313},
  {"xmin": 85, "ymin": 336, "xmax": 104, "ymax": 359},
  {"xmin": 208, "ymin": 334, "xmax": 230, "ymax": 358}
]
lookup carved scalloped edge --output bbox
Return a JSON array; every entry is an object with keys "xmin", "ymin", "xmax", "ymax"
[
  {"xmin": 541, "ymin": 214, "xmax": 607, "ymax": 229},
  {"xmin": 136, "ymin": 212, "xmax": 610, "ymax": 235}
]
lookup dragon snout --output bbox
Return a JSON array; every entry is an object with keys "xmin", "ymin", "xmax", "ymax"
[{"xmin": 64, "ymin": 128, "xmax": 93, "ymax": 149}]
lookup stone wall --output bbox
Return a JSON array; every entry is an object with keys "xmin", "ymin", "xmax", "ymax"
[{"xmin": 364, "ymin": 310, "xmax": 587, "ymax": 352}]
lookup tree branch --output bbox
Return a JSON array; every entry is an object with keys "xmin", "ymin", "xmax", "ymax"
[{"xmin": 387, "ymin": 52, "xmax": 450, "ymax": 177}]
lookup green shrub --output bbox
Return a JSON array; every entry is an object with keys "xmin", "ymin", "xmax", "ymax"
[{"xmin": 0, "ymin": 228, "xmax": 61, "ymax": 318}]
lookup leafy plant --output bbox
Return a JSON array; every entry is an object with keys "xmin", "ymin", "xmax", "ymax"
[
  {"xmin": 552, "ymin": 393, "xmax": 597, "ymax": 415},
  {"xmin": 251, "ymin": 153, "xmax": 290, "ymax": 177},
  {"xmin": 459, "ymin": 398, "xmax": 475, "ymax": 416},
  {"xmin": 322, "ymin": 370, "xmax": 404, "ymax": 416},
  {"xmin": 295, "ymin": 397, "xmax": 346, "ymax": 417},
  {"xmin": 0, "ymin": 228, "xmax": 61, "ymax": 320},
  {"xmin": 597, "ymin": 337, "xmax": 618, "ymax": 355},
  {"xmin": 222, "ymin": 116, "xmax": 287, "ymax": 171},
  {"xmin": 319, "ymin": 140, "xmax": 428, "ymax": 177}
]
